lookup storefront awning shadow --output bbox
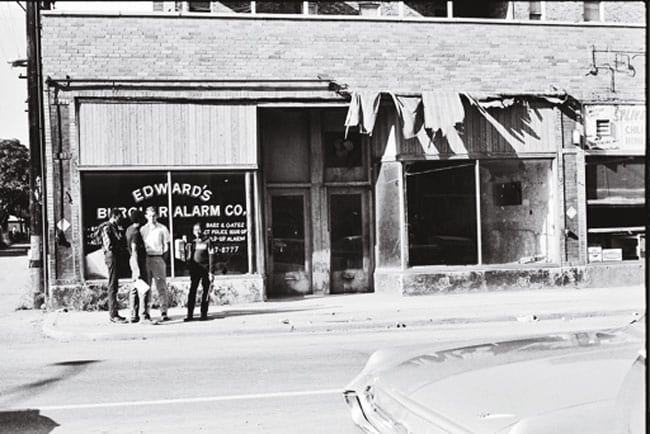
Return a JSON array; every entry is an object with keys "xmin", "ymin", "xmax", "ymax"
[{"xmin": 0, "ymin": 409, "xmax": 59, "ymax": 434}]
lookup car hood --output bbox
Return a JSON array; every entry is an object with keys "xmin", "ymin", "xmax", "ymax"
[{"xmin": 354, "ymin": 324, "xmax": 644, "ymax": 433}]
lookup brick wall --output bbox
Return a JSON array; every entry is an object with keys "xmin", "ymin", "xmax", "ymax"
[{"xmin": 40, "ymin": 13, "xmax": 645, "ymax": 102}]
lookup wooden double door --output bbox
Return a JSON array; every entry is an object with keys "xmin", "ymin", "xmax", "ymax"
[
  {"xmin": 266, "ymin": 187, "xmax": 372, "ymax": 297},
  {"xmin": 261, "ymin": 107, "xmax": 374, "ymax": 298}
]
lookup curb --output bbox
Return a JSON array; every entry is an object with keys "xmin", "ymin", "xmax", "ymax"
[{"xmin": 40, "ymin": 308, "xmax": 640, "ymax": 342}]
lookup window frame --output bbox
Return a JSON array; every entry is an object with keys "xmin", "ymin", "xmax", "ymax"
[
  {"xmin": 404, "ymin": 157, "xmax": 558, "ymax": 268},
  {"xmin": 529, "ymin": 1, "xmax": 545, "ymax": 21},
  {"xmin": 585, "ymin": 154, "xmax": 645, "ymax": 263},
  {"xmin": 79, "ymin": 168, "xmax": 258, "ymax": 281},
  {"xmin": 584, "ymin": 1, "xmax": 604, "ymax": 22}
]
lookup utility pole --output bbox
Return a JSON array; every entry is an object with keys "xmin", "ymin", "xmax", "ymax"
[{"xmin": 26, "ymin": 1, "xmax": 48, "ymax": 308}]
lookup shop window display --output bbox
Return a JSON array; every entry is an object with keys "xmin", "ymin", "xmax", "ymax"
[
  {"xmin": 81, "ymin": 171, "xmax": 252, "ymax": 279},
  {"xmin": 82, "ymin": 172, "xmax": 170, "ymax": 279},
  {"xmin": 586, "ymin": 156, "xmax": 645, "ymax": 261},
  {"xmin": 406, "ymin": 159, "xmax": 556, "ymax": 267}
]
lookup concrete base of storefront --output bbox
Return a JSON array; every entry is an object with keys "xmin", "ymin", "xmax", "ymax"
[
  {"xmin": 375, "ymin": 263, "xmax": 644, "ymax": 295},
  {"xmin": 47, "ymin": 275, "xmax": 264, "ymax": 311},
  {"xmin": 46, "ymin": 263, "xmax": 644, "ymax": 310}
]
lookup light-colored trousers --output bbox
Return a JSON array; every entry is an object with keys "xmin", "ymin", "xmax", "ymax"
[
  {"xmin": 129, "ymin": 255, "xmax": 151, "ymax": 319},
  {"xmin": 146, "ymin": 256, "xmax": 168, "ymax": 315}
]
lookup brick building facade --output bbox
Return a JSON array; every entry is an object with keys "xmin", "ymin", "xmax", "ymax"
[{"xmin": 38, "ymin": 1, "xmax": 645, "ymax": 310}]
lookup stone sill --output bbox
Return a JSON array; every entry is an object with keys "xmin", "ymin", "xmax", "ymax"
[
  {"xmin": 41, "ymin": 10, "xmax": 645, "ymax": 29},
  {"xmin": 403, "ymin": 263, "xmax": 563, "ymax": 273}
]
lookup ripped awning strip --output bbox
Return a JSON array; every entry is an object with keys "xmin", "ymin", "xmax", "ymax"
[{"xmin": 344, "ymin": 90, "xmax": 572, "ymax": 142}]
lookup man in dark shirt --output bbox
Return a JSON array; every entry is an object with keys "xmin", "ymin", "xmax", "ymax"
[
  {"xmin": 101, "ymin": 208, "xmax": 127, "ymax": 323},
  {"xmin": 184, "ymin": 222, "xmax": 212, "ymax": 321},
  {"xmin": 126, "ymin": 209, "xmax": 150, "ymax": 323}
]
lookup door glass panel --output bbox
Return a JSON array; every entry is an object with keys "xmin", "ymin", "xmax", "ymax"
[
  {"xmin": 330, "ymin": 193, "xmax": 367, "ymax": 293},
  {"xmin": 270, "ymin": 195, "xmax": 310, "ymax": 296},
  {"xmin": 322, "ymin": 109, "xmax": 367, "ymax": 182}
]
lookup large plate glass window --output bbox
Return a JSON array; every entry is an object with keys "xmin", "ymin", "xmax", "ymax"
[
  {"xmin": 81, "ymin": 171, "xmax": 253, "ymax": 279},
  {"xmin": 406, "ymin": 159, "xmax": 557, "ymax": 267},
  {"xmin": 480, "ymin": 159, "xmax": 556, "ymax": 264},
  {"xmin": 171, "ymin": 173, "xmax": 249, "ymax": 275},
  {"xmin": 81, "ymin": 172, "xmax": 171, "ymax": 279},
  {"xmin": 406, "ymin": 161, "xmax": 478, "ymax": 266}
]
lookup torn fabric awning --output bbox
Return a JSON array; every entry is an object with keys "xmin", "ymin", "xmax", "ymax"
[
  {"xmin": 343, "ymin": 89, "xmax": 572, "ymax": 145},
  {"xmin": 389, "ymin": 93, "xmax": 424, "ymax": 139},
  {"xmin": 421, "ymin": 90, "xmax": 466, "ymax": 137},
  {"xmin": 344, "ymin": 90, "xmax": 382, "ymax": 136}
]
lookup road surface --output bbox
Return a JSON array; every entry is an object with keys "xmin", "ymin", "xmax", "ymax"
[{"xmin": 0, "ymin": 309, "xmax": 632, "ymax": 434}]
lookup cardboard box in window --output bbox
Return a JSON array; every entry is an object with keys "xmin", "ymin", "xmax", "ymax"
[
  {"xmin": 602, "ymin": 248, "xmax": 623, "ymax": 262},
  {"xmin": 588, "ymin": 246, "xmax": 602, "ymax": 262}
]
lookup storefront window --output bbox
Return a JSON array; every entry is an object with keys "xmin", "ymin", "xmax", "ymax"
[
  {"xmin": 586, "ymin": 156, "xmax": 645, "ymax": 261},
  {"xmin": 81, "ymin": 172, "xmax": 170, "ymax": 279},
  {"xmin": 171, "ymin": 172, "xmax": 249, "ymax": 275},
  {"xmin": 406, "ymin": 159, "xmax": 557, "ymax": 267},
  {"xmin": 406, "ymin": 161, "xmax": 478, "ymax": 266},
  {"xmin": 480, "ymin": 160, "xmax": 555, "ymax": 264},
  {"xmin": 81, "ymin": 171, "xmax": 253, "ymax": 279}
]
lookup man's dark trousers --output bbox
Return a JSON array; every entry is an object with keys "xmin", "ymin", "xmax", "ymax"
[
  {"xmin": 105, "ymin": 251, "xmax": 119, "ymax": 318},
  {"xmin": 188, "ymin": 262, "xmax": 210, "ymax": 319}
]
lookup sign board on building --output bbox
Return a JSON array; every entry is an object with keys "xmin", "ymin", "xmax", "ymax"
[{"xmin": 584, "ymin": 105, "xmax": 645, "ymax": 151}]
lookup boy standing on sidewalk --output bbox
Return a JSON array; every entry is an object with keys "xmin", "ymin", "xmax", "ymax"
[
  {"xmin": 126, "ymin": 209, "xmax": 151, "ymax": 323},
  {"xmin": 141, "ymin": 207, "xmax": 171, "ymax": 322},
  {"xmin": 184, "ymin": 222, "xmax": 213, "ymax": 322},
  {"xmin": 100, "ymin": 208, "xmax": 127, "ymax": 324}
]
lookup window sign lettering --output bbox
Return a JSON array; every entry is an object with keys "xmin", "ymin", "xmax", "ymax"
[
  {"xmin": 171, "ymin": 173, "xmax": 248, "ymax": 276},
  {"xmin": 81, "ymin": 171, "xmax": 251, "ymax": 280}
]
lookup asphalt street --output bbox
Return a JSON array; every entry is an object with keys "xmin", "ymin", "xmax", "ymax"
[
  {"xmin": 0, "ymin": 253, "xmax": 640, "ymax": 433},
  {"xmin": 0, "ymin": 311, "xmax": 633, "ymax": 434}
]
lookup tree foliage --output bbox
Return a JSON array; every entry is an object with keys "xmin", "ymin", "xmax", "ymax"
[{"xmin": 0, "ymin": 139, "xmax": 30, "ymax": 229}]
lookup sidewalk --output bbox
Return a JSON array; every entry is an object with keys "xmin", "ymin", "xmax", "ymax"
[{"xmin": 42, "ymin": 285, "xmax": 645, "ymax": 341}]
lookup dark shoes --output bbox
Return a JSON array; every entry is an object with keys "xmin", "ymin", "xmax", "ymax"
[
  {"xmin": 183, "ymin": 317, "xmax": 194, "ymax": 322},
  {"xmin": 130, "ymin": 317, "xmax": 140, "ymax": 323},
  {"xmin": 110, "ymin": 315, "xmax": 127, "ymax": 324},
  {"xmin": 160, "ymin": 315, "xmax": 170, "ymax": 322},
  {"xmin": 199, "ymin": 315, "xmax": 208, "ymax": 321}
]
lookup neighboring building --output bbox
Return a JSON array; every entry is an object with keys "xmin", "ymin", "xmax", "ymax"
[
  {"xmin": 7, "ymin": 215, "xmax": 27, "ymax": 236},
  {"xmin": 38, "ymin": 1, "xmax": 645, "ymax": 309}
]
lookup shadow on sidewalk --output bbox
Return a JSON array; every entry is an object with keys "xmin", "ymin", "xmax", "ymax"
[
  {"xmin": 159, "ymin": 306, "xmax": 329, "ymax": 324},
  {"xmin": 0, "ymin": 409, "xmax": 59, "ymax": 433},
  {"xmin": 0, "ymin": 360, "xmax": 100, "ymax": 407}
]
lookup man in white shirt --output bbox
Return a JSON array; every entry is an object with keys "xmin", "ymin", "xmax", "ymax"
[{"xmin": 140, "ymin": 206, "xmax": 171, "ymax": 321}]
